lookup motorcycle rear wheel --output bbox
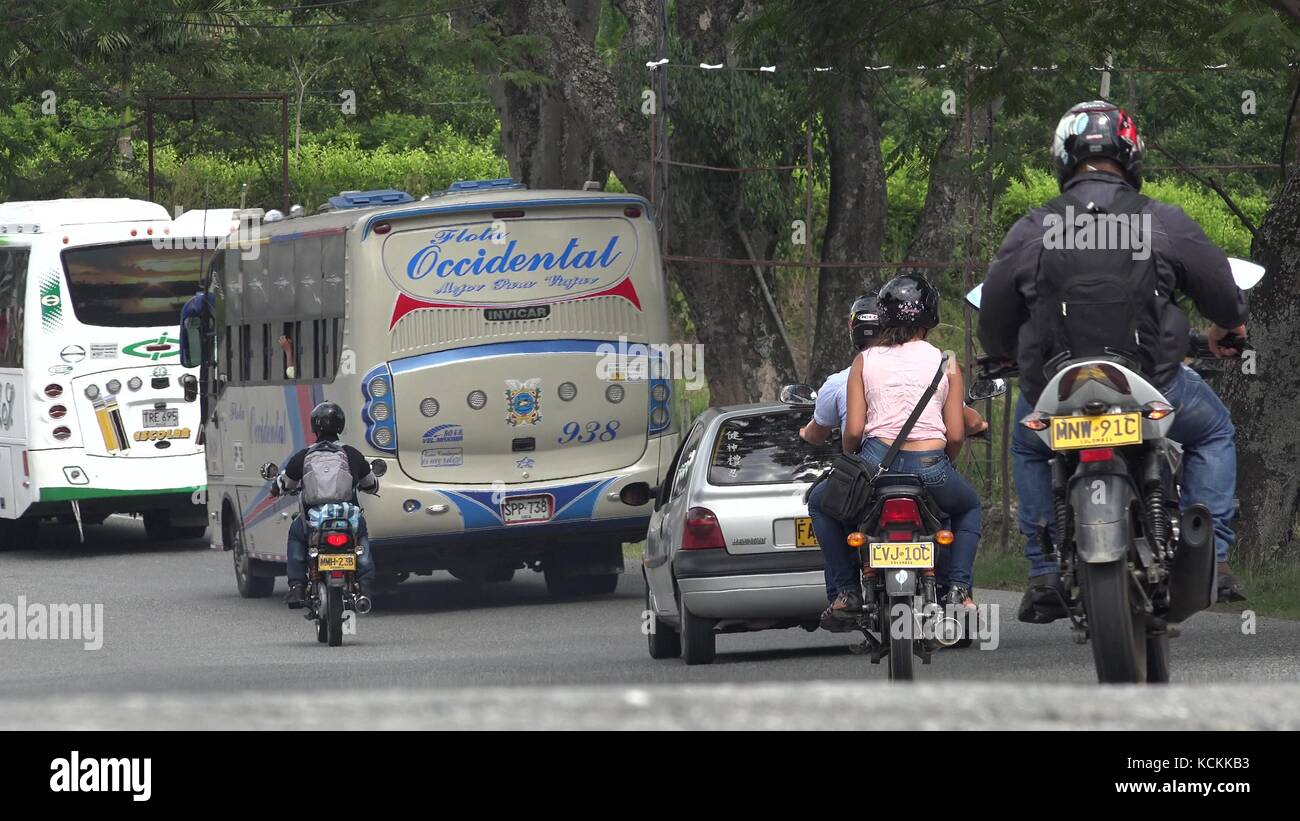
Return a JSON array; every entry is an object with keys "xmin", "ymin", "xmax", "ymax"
[
  {"xmin": 1080, "ymin": 560, "xmax": 1146, "ymax": 683},
  {"xmin": 326, "ymin": 586, "xmax": 344, "ymax": 647},
  {"xmin": 884, "ymin": 593, "xmax": 915, "ymax": 682}
]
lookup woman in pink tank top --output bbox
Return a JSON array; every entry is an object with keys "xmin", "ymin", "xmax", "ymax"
[{"xmin": 834, "ymin": 276, "xmax": 983, "ymax": 612}]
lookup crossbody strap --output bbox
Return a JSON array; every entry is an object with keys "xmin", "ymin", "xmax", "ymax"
[{"xmin": 873, "ymin": 354, "xmax": 948, "ymax": 480}]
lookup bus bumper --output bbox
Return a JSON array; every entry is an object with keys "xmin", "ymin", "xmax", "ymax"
[{"xmin": 24, "ymin": 450, "xmax": 207, "ymax": 520}]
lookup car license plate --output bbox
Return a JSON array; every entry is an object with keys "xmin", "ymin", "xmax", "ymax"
[
  {"xmin": 1049, "ymin": 412, "xmax": 1142, "ymax": 450},
  {"xmin": 794, "ymin": 517, "xmax": 819, "ymax": 547},
  {"xmin": 317, "ymin": 554, "xmax": 356, "ymax": 571},
  {"xmin": 501, "ymin": 494, "xmax": 552, "ymax": 525},
  {"xmin": 142, "ymin": 408, "xmax": 179, "ymax": 428},
  {"xmin": 868, "ymin": 542, "xmax": 935, "ymax": 569}
]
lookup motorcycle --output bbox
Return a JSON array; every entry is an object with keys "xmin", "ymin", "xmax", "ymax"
[
  {"xmin": 258, "ymin": 458, "xmax": 387, "ymax": 647},
  {"xmin": 964, "ymin": 258, "xmax": 1259, "ymax": 683}
]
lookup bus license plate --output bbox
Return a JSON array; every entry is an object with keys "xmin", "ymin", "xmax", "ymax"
[
  {"xmin": 502, "ymin": 494, "xmax": 552, "ymax": 525},
  {"xmin": 317, "ymin": 554, "xmax": 356, "ymax": 571},
  {"xmin": 143, "ymin": 408, "xmax": 179, "ymax": 429},
  {"xmin": 794, "ymin": 517, "xmax": 819, "ymax": 547},
  {"xmin": 868, "ymin": 542, "xmax": 935, "ymax": 569},
  {"xmin": 1049, "ymin": 412, "xmax": 1142, "ymax": 450}
]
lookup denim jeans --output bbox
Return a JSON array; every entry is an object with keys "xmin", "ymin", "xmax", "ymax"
[
  {"xmin": 1012, "ymin": 364, "xmax": 1237, "ymax": 577},
  {"xmin": 809, "ymin": 440, "xmax": 983, "ymax": 598},
  {"xmin": 286, "ymin": 514, "xmax": 375, "ymax": 586}
]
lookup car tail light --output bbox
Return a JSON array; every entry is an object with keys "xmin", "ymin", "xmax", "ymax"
[
  {"xmin": 44, "ymin": 383, "xmax": 63, "ymax": 398},
  {"xmin": 1080, "ymin": 447, "xmax": 1114, "ymax": 463},
  {"xmin": 49, "ymin": 405, "xmax": 67, "ymax": 419},
  {"xmin": 682, "ymin": 506, "xmax": 725, "ymax": 550},
  {"xmin": 324, "ymin": 532, "xmax": 350, "ymax": 547}
]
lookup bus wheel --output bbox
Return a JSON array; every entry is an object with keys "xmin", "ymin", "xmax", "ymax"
[
  {"xmin": 228, "ymin": 517, "xmax": 274, "ymax": 599},
  {"xmin": 0, "ymin": 518, "xmax": 38, "ymax": 551}
]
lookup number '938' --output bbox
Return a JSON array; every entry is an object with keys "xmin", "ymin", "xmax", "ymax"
[{"xmin": 558, "ymin": 420, "xmax": 619, "ymax": 445}]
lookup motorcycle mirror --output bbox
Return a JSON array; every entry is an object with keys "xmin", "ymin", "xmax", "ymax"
[
  {"xmin": 778, "ymin": 383, "xmax": 818, "ymax": 406},
  {"xmin": 370, "ymin": 458, "xmax": 388, "ymax": 477},
  {"xmin": 1227, "ymin": 257, "xmax": 1264, "ymax": 291},
  {"xmin": 966, "ymin": 377, "xmax": 1008, "ymax": 404},
  {"xmin": 964, "ymin": 283, "xmax": 983, "ymax": 311},
  {"xmin": 259, "ymin": 462, "xmax": 280, "ymax": 480}
]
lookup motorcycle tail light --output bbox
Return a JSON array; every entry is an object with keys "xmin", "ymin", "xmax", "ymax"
[
  {"xmin": 1020, "ymin": 412, "xmax": 1050, "ymax": 431},
  {"xmin": 324, "ymin": 532, "xmax": 350, "ymax": 547},
  {"xmin": 1080, "ymin": 447, "xmax": 1115, "ymax": 463},
  {"xmin": 330, "ymin": 570, "xmax": 344, "ymax": 579},
  {"xmin": 880, "ymin": 498, "xmax": 923, "ymax": 528},
  {"xmin": 936, "ymin": 529, "xmax": 955, "ymax": 545},
  {"xmin": 846, "ymin": 531, "xmax": 866, "ymax": 547},
  {"xmin": 1142, "ymin": 401, "xmax": 1174, "ymax": 421}
]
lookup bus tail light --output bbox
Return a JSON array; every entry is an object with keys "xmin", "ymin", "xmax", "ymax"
[
  {"xmin": 52, "ymin": 426, "xmax": 72, "ymax": 441},
  {"xmin": 49, "ymin": 405, "xmax": 67, "ymax": 419},
  {"xmin": 648, "ymin": 375, "xmax": 672, "ymax": 436},
  {"xmin": 361, "ymin": 364, "xmax": 397, "ymax": 454},
  {"xmin": 44, "ymin": 383, "xmax": 63, "ymax": 398}
]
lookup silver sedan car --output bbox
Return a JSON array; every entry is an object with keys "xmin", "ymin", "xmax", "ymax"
[{"xmin": 642, "ymin": 401, "xmax": 838, "ymax": 664}]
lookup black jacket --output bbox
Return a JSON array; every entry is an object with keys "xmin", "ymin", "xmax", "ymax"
[{"xmin": 977, "ymin": 172, "xmax": 1248, "ymax": 403}]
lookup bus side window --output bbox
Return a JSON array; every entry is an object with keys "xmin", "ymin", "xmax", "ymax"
[
  {"xmin": 260, "ymin": 324, "xmax": 272, "ymax": 382},
  {"xmin": 224, "ymin": 326, "xmax": 234, "ymax": 385},
  {"xmin": 0, "ymin": 248, "xmax": 29, "ymax": 368},
  {"xmin": 239, "ymin": 324, "xmax": 252, "ymax": 383}
]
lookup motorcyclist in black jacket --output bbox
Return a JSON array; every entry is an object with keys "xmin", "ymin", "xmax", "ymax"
[{"xmin": 977, "ymin": 101, "xmax": 1249, "ymax": 621}]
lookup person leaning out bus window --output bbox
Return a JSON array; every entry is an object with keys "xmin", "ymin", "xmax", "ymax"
[{"xmin": 278, "ymin": 334, "xmax": 296, "ymax": 380}]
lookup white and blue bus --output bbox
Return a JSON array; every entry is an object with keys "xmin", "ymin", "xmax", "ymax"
[
  {"xmin": 0, "ymin": 199, "xmax": 239, "ymax": 546},
  {"xmin": 182, "ymin": 180, "xmax": 679, "ymax": 597}
]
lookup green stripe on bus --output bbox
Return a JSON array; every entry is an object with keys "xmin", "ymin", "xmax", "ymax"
[{"xmin": 39, "ymin": 486, "xmax": 204, "ymax": 502}]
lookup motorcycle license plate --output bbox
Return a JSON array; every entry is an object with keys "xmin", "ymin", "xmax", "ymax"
[
  {"xmin": 868, "ymin": 542, "xmax": 934, "ymax": 569},
  {"xmin": 794, "ymin": 517, "xmax": 819, "ymax": 547},
  {"xmin": 317, "ymin": 554, "xmax": 356, "ymax": 572},
  {"xmin": 1049, "ymin": 412, "xmax": 1142, "ymax": 450}
]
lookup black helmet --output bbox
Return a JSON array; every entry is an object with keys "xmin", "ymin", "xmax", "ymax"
[
  {"xmin": 310, "ymin": 402, "xmax": 346, "ymax": 437},
  {"xmin": 848, "ymin": 294, "xmax": 881, "ymax": 350},
  {"xmin": 1051, "ymin": 100, "xmax": 1144, "ymax": 191},
  {"xmin": 877, "ymin": 275, "xmax": 939, "ymax": 330}
]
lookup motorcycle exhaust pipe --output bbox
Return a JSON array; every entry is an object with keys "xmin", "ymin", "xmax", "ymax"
[{"xmin": 354, "ymin": 595, "xmax": 373, "ymax": 615}]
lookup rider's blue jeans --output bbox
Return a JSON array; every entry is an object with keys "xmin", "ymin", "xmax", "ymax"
[
  {"xmin": 1012, "ymin": 364, "xmax": 1237, "ymax": 578},
  {"xmin": 809, "ymin": 440, "xmax": 982, "ymax": 599},
  {"xmin": 286, "ymin": 515, "xmax": 375, "ymax": 586}
]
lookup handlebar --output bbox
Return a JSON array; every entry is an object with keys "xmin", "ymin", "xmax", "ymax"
[{"xmin": 974, "ymin": 330, "xmax": 1249, "ymax": 380}]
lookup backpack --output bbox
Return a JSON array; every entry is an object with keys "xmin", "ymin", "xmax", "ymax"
[
  {"xmin": 1033, "ymin": 188, "xmax": 1163, "ymax": 378},
  {"xmin": 300, "ymin": 440, "xmax": 354, "ymax": 507}
]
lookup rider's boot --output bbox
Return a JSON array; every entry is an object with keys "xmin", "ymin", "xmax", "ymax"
[
  {"xmin": 1216, "ymin": 562, "xmax": 1247, "ymax": 603},
  {"xmin": 1017, "ymin": 573, "xmax": 1070, "ymax": 624},
  {"xmin": 819, "ymin": 588, "xmax": 863, "ymax": 632},
  {"xmin": 285, "ymin": 582, "xmax": 307, "ymax": 609}
]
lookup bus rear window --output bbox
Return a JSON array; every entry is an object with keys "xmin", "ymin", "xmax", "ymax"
[
  {"xmin": 62, "ymin": 241, "xmax": 213, "ymax": 328},
  {"xmin": 708, "ymin": 411, "xmax": 839, "ymax": 485}
]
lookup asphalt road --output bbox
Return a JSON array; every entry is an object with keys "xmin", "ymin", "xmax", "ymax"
[{"xmin": 2, "ymin": 517, "xmax": 1298, "ymax": 729}]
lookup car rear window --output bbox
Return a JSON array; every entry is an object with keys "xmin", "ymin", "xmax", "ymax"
[{"xmin": 708, "ymin": 410, "xmax": 839, "ymax": 485}]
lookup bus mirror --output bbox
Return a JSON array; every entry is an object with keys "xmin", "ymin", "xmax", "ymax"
[
  {"xmin": 370, "ymin": 459, "xmax": 388, "ymax": 478},
  {"xmin": 179, "ymin": 316, "xmax": 202, "ymax": 369},
  {"xmin": 619, "ymin": 481, "xmax": 653, "ymax": 507},
  {"xmin": 259, "ymin": 462, "xmax": 280, "ymax": 480}
]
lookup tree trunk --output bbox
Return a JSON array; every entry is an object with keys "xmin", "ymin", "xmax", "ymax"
[
  {"xmin": 1219, "ymin": 168, "xmax": 1300, "ymax": 566},
  {"xmin": 808, "ymin": 78, "xmax": 888, "ymax": 385}
]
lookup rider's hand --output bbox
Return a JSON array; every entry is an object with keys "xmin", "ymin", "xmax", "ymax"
[{"xmin": 1208, "ymin": 324, "xmax": 1247, "ymax": 358}]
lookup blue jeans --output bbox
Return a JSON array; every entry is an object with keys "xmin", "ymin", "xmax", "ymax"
[
  {"xmin": 286, "ymin": 515, "xmax": 375, "ymax": 586},
  {"xmin": 809, "ymin": 440, "xmax": 983, "ymax": 598},
  {"xmin": 1012, "ymin": 365, "xmax": 1236, "ymax": 577}
]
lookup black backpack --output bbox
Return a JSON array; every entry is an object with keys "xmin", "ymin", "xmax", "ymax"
[{"xmin": 1033, "ymin": 188, "xmax": 1163, "ymax": 377}]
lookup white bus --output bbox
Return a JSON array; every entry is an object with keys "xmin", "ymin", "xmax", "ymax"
[
  {"xmin": 0, "ymin": 199, "xmax": 238, "ymax": 547},
  {"xmin": 182, "ymin": 180, "xmax": 679, "ymax": 597}
]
